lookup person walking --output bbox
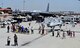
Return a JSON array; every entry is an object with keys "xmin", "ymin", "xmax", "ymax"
[
  {"xmin": 21, "ymin": 26, "xmax": 24, "ymax": 33},
  {"xmin": 73, "ymin": 31, "xmax": 75, "ymax": 37},
  {"xmin": 56, "ymin": 30, "xmax": 60, "ymax": 37},
  {"xmin": 70, "ymin": 31, "xmax": 72, "ymax": 38},
  {"xmin": 41, "ymin": 24, "xmax": 45, "ymax": 35},
  {"xmin": 11, "ymin": 24, "xmax": 15, "ymax": 32},
  {"xmin": 31, "ymin": 27, "xmax": 34, "ymax": 34},
  {"xmin": 41, "ymin": 28, "xmax": 44, "ymax": 35},
  {"xmin": 52, "ymin": 27, "xmax": 55, "ymax": 36},
  {"xmin": 38, "ymin": 26, "xmax": 41, "ymax": 34},
  {"xmin": 12, "ymin": 24, "xmax": 16, "ymax": 32},
  {"xmin": 7, "ymin": 25, "xmax": 10, "ymax": 33},
  {"xmin": 14, "ymin": 34, "xmax": 18, "ymax": 46},
  {"xmin": 29, "ymin": 22, "xmax": 31, "ymax": 26},
  {"xmin": 62, "ymin": 31, "xmax": 66, "ymax": 39},
  {"xmin": 7, "ymin": 36, "xmax": 11, "ymax": 46}
]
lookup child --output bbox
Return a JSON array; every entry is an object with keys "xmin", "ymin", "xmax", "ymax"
[{"xmin": 7, "ymin": 36, "xmax": 11, "ymax": 46}]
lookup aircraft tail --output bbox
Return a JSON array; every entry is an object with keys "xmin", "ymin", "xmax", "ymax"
[{"xmin": 46, "ymin": 3, "xmax": 49, "ymax": 12}]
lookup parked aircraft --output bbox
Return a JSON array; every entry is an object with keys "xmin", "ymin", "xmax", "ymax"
[
  {"xmin": 43, "ymin": 17, "xmax": 63, "ymax": 28},
  {"xmin": 12, "ymin": 3, "xmax": 63, "ymax": 17}
]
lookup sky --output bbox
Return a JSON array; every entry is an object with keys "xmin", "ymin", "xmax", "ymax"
[{"xmin": 0, "ymin": 0, "xmax": 80, "ymax": 12}]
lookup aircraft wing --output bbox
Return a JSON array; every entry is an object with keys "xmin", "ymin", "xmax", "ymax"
[
  {"xmin": 12, "ymin": 10, "xmax": 64, "ymax": 17},
  {"xmin": 24, "ymin": 11, "xmax": 55, "ymax": 17},
  {"xmin": 24, "ymin": 11, "xmax": 65, "ymax": 17}
]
